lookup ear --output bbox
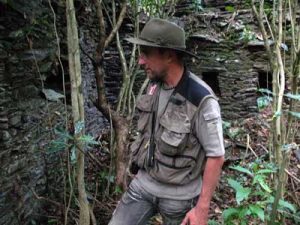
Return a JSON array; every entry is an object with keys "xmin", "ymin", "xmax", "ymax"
[{"xmin": 166, "ymin": 50, "xmax": 176, "ymax": 63}]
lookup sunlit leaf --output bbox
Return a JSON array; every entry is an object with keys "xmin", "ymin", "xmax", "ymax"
[{"xmin": 225, "ymin": 5, "xmax": 235, "ymax": 12}]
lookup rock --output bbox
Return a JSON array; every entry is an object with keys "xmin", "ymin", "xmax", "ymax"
[
  {"xmin": 0, "ymin": 131, "xmax": 11, "ymax": 141},
  {"xmin": 17, "ymin": 85, "xmax": 39, "ymax": 98},
  {"xmin": 7, "ymin": 158, "xmax": 28, "ymax": 175},
  {"xmin": 41, "ymin": 88, "xmax": 65, "ymax": 102},
  {"xmin": 8, "ymin": 113, "xmax": 22, "ymax": 127}
]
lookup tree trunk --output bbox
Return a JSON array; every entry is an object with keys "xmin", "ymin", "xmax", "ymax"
[{"xmin": 66, "ymin": 0, "xmax": 90, "ymax": 224}]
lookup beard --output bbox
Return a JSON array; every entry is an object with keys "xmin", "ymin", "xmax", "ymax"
[{"xmin": 146, "ymin": 68, "xmax": 168, "ymax": 82}]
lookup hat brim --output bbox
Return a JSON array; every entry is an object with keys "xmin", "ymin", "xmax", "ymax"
[{"xmin": 125, "ymin": 37, "xmax": 200, "ymax": 60}]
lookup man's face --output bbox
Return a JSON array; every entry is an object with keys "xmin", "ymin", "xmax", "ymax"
[{"xmin": 138, "ymin": 46, "xmax": 169, "ymax": 82}]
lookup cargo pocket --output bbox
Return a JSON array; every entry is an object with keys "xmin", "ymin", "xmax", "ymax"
[
  {"xmin": 158, "ymin": 107, "xmax": 191, "ymax": 156},
  {"xmin": 129, "ymin": 134, "xmax": 150, "ymax": 169},
  {"xmin": 150, "ymin": 153, "xmax": 196, "ymax": 185},
  {"xmin": 136, "ymin": 95, "xmax": 153, "ymax": 132}
]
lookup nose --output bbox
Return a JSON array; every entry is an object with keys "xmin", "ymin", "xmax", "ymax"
[{"xmin": 138, "ymin": 55, "xmax": 146, "ymax": 65}]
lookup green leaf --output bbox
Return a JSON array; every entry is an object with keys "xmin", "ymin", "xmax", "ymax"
[
  {"xmin": 278, "ymin": 199, "xmax": 296, "ymax": 213},
  {"xmin": 9, "ymin": 29, "xmax": 25, "ymax": 38},
  {"xmin": 249, "ymin": 205, "xmax": 265, "ymax": 221},
  {"xmin": 238, "ymin": 207, "xmax": 250, "ymax": 218},
  {"xmin": 272, "ymin": 111, "xmax": 282, "ymax": 120},
  {"xmin": 114, "ymin": 185, "xmax": 123, "ymax": 194},
  {"xmin": 266, "ymin": 197, "xmax": 296, "ymax": 213},
  {"xmin": 208, "ymin": 220, "xmax": 221, "ymax": 225},
  {"xmin": 225, "ymin": 5, "xmax": 235, "ymax": 12},
  {"xmin": 284, "ymin": 93, "xmax": 300, "ymax": 101},
  {"xmin": 230, "ymin": 165, "xmax": 253, "ymax": 176},
  {"xmin": 256, "ymin": 169, "xmax": 275, "ymax": 174},
  {"xmin": 253, "ymin": 175, "xmax": 272, "ymax": 193},
  {"xmin": 75, "ymin": 121, "xmax": 85, "ymax": 134},
  {"xmin": 223, "ymin": 208, "xmax": 239, "ymax": 221},
  {"xmin": 54, "ymin": 128, "xmax": 72, "ymax": 140},
  {"xmin": 78, "ymin": 135, "xmax": 99, "ymax": 146},
  {"xmin": 289, "ymin": 111, "xmax": 300, "ymax": 119},
  {"xmin": 257, "ymin": 88, "xmax": 273, "ymax": 96},
  {"xmin": 228, "ymin": 179, "xmax": 251, "ymax": 204},
  {"xmin": 257, "ymin": 96, "xmax": 272, "ymax": 110}
]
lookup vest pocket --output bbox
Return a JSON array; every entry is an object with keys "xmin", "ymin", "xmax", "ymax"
[
  {"xmin": 129, "ymin": 134, "xmax": 150, "ymax": 169},
  {"xmin": 157, "ymin": 107, "xmax": 191, "ymax": 156},
  {"xmin": 150, "ymin": 154, "xmax": 196, "ymax": 185},
  {"xmin": 136, "ymin": 94, "xmax": 153, "ymax": 132}
]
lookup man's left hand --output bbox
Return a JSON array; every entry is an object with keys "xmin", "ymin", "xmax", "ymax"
[{"xmin": 180, "ymin": 207, "xmax": 208, "ymax": 225}]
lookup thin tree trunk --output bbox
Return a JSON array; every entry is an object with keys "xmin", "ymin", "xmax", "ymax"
[{"xmin": 66, "ymin": 0, "xmax": 90, "ymax": 224}]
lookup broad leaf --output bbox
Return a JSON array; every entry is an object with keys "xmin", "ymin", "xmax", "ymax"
[
  {"xmin": 230, "ymin": 165, "xmax": 253, "ymax": 176},
  {"xmin": 253, "ymin": 175, "xmax": 272, "ymax": 193},
  {"xmin": 266, "ymin": 197, "xmax": 296, "ymax": 213},
  {"xmin": 285, "ymin": 93, "xmax": 300, "ymax": 101},
  {"xmin": 256, "ymin": 169, "xmax": 275, "ymax": 174},
  {"xmin": 257, "ymin": 88, "xmax": 273, "ymax": 96},
  {"xmin": 79, "ymin": 135, "xmax": 99, "ymax": 146},
  {"xmin": 279, "ymin": 199, "xmax": 296, "ymax": 213},
  {"xmin": 249, "ymin": 205, "xmax": 265, "ymax": 221},
  {"xmin": 289, "ymin": 111, "xmax": 300, "ymax": 119},
  {"xmin": 228, "ymin": 179, "xmax": 251, "ymax": 204},
  {"xmin": 223, "ymin": 208, "xmax": 239, "ymax": 221},
  {"xmin": 257, "ymin": 96, "xmax": 272, "ymax": 109}
]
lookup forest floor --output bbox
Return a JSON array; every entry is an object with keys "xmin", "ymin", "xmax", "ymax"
[
  {"xmin": 86, "ymin": 107, "xmax": 300, "ymax": 225},
  {"xmin": 41, "ymin": 107, "xmax": 300, "ymax": 225}
]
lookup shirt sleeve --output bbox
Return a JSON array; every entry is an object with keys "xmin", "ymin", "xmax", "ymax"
[{"xmin": 194, "ymin": 97, "xmax": 225, "ymax": 157}]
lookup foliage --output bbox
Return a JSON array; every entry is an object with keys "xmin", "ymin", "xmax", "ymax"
[
  {"xmin": 239, "ymin": 26, "xmax": 256, "ymax": 43},
  {"xmin": 223, "ymin": 160, "xmax": 297, "ymax": 224},
  {"xmin": 257, "ymin": 88, "xmax": 300, "ymax": 118},
  {"xmin": 222, "ymin": 120, "xmax": 242, "ymax": 140},
  {"xmin": 131, "ymin": 0, "xmax": 178, "ymax": 18},
  {"xmin": 47, "ymin": 122, "xmax": 100, "ymax": 163}
]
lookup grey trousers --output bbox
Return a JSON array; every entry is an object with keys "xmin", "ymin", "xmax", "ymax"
[{"xmin": 108, "ymin": 179, "xmax": 198, "ymax": 225}]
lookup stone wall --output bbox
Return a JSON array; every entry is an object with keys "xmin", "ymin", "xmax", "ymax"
[
  {"xmin": 184, "ymin": 6, "xmax": 270, "ymax": 119},
  {"xmin": 0, "ymin": 2, "xmax": 68, "ymax": 224}
]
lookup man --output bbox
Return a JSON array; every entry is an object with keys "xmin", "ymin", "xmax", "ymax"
[{"xmin": 109, "ymin": 18, "xmax": 225, "ymax": 225}]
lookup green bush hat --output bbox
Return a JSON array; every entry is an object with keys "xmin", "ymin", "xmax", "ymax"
[{"xmin": 126, "ymin": 18, "xmax": 199, "ymax": 59}]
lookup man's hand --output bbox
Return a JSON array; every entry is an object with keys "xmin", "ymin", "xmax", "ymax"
[{"xmin": 180, "ymin": 206, "xmax": 208, "ymax": 225}]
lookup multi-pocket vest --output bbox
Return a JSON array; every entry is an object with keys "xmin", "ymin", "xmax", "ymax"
[{"xmin": 130, "ymin": 71, "xmax": 217, "ymax": 185}]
